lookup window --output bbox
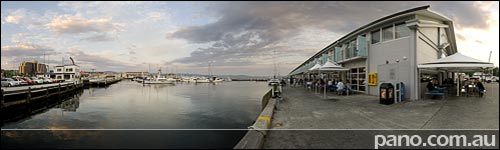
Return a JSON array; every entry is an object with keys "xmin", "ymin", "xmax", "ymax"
[
  {"xmin": 395, "ymin": 23, "xmax": 409, "ymax": 38},
  {"xmin": 350, "ymin": 40, "xmax": 357, "ymax": 57},
  {"xmin": 371, "ymin": 30, "xmax": 380, "ymax": 44},
  {"xmin": 382, "ymin": 26, "xmax": 393, "ymax": 41},
  {"xmin": 57, "ymin": 69, "xmax": 61, "ymax": 72}
]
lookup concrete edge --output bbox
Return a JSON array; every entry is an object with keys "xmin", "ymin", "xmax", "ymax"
[{"xmin": 234, "ymin": 98, "xmax": 276, "ymax": 149}]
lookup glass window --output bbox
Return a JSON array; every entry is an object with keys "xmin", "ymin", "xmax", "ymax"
[
  {"xmin": 395, "ymin": 23, "xmax": 409, "ymax": 38},
  {"xmin": 350, "ymin": 40, "xmax": 357, "ymax": 57},
  {"xmin": 371, "ymin": 30, "xmax": 380, "ymax": 44},
  {"xmin": 382, "ymin": 26, "xmax": 393, "ymax": 41}
]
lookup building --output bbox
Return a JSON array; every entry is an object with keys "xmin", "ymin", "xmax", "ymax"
[
  {"xmin": 54, "ymin": 65, "xmax": 81, "ymax": 81},
  {"xmin": 122, "ymin": 72, "xmax": 150, "ymax": 78},
  {"xmin": 18, "ymin": 60, "xmax": 48, "ymax": 76},
  {"xmin": 289, "ymin": 6, "xmax": 458, "ymax": 100}
]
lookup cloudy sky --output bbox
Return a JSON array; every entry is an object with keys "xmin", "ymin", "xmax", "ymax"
[{"xmin": 1, "ymin": 1, "xmax": 498, "ymax": 76}]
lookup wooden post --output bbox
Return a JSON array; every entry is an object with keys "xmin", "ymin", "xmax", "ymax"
[
  {"xmin": 27, "ymin": 87, "xmax": 32, "ymax": 104},
  {"xmin": 1, "ymin": 89, "xmax": 4, "ymax": 108}
]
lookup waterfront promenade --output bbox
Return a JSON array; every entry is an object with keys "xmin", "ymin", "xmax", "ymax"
[{"xmin": 263, "ymin": 83, "xmax": 499, "ymax": 148}]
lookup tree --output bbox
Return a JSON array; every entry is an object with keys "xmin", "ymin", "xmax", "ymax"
[{"xmin": 493, "ymin": 67, "xmax": 499, "ymax": 76}]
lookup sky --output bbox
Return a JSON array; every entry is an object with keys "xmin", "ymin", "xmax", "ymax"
[{"xmin": 1, "ymin": 1, "xmax": 498, "ymax": 76}]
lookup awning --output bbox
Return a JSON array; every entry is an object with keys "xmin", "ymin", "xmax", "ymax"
[
  {"xmin": 319, "ymin": 61, "xmax": 349, "ymax": 71},
  {"xmin": 417, "ymin": 52, "xmax": 494, "ymax": 72},
  {"xmin": 308, "ymin": 63, "xmax": 322, "ymax": 71}
]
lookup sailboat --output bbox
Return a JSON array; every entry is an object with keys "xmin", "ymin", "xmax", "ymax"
[{"xmin": 143, "ymin": 68, "xmax": 175, "ymax": 84}]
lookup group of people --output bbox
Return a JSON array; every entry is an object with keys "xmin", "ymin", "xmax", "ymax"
[
  {"xmin": 289, "ymin": 77, "xmax": 352, "ymax": 96},
  {"xmin": 427, "ymin": 78, "xmax": 486, "ymax": 98}
]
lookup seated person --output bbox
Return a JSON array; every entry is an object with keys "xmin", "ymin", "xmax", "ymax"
[
  {"xmin": 427, "ymin": 79, "xmax": 440, "ymax": 99},
  {"xmin": 475, "ymin": 79, "xmax": 485, "ymax": 96},
  {"xmin": 336, "ymin": 80, "xmax": 344, "ymax": 96}
]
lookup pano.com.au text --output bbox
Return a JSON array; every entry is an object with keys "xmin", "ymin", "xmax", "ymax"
[{"xmin": 374, "ymin": 134, "xmax": 496, "ymax": 149}]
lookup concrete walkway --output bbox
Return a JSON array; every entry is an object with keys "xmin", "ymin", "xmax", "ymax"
[{"xmin": 263, "ymin": 83, "xmax": 499, "ymax": 148}]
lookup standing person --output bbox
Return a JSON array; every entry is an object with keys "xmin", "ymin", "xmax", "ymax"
[
  {"xmin": 475, "ymin": 79, "xmax": 485, "ymax": 97},
  {"xmin": 345, "ymin": 80, "xmax": 352, "ymax": 95},
  {"xmin": 336, "ymin": 80, "xmax": 344, "ymax": 96}
]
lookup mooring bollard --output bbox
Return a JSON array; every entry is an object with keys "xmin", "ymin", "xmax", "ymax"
[
  {"xmin": 46, "ymin": 87, "xmax": 49, "ymax": 98},
  {"xmin": 27, "ymin": 87, "xmax": 32, "ymax": 103}
]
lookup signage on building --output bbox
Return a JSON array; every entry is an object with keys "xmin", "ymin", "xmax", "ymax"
[{"xmin": 368, "ymin": 72, "xmax": 377, "ymax": 86}]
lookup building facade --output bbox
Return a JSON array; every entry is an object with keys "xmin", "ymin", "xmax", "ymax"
[
  {"xmin": 54, "ymin": 65, "xmax": 81, "ymax": 81},
  {"xmin": 18, "ymin": 60, "xmax": 48, "ymax": 76},
  {"xmin": 289, "ymin": 6, "xmax": 457, "ymax": 100}
]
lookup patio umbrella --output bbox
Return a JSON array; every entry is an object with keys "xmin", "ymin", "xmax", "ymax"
[
  {"xmin": 318, "ymin": 61, "xmax": 349, "ymax": 98},
  {"xmin": 417, "ymin": 52, "xmax": 494, "ymax": 97},
  {"xmin": 309, "ymin": 63, "xmax": 322, "ymax": 94}
]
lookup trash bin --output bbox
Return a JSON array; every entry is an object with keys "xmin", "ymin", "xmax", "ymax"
[{"xmin": 380, "ymin": 83, "xmax": 394, "ymax": 105}]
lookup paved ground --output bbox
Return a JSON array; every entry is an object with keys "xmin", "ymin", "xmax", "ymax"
[{"xmin": 263, "ymin": 83, "xmax": 499, "ymax": 148}]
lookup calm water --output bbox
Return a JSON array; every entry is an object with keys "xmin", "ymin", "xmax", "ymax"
[{"xmin": 1, "ymin": 80, "xmax": 269, "ymax": 149}]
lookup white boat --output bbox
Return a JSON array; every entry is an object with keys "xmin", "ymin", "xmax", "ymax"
[
  {"xmin": 267, "ymin": 78, "xmax": 280, "ymax": 86},
  {"xmin": 167, "ymin": 78, "xmax": 177, "ymax": 82},
  {"xmin": 192, "ymin": 77, "xmax": 210, "ymax": 83},
  {"xmin": 143, "ymin": 68, "xmax": 175, "ymax": 84}
]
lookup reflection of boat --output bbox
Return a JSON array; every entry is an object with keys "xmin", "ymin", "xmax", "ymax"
[{"xmin": 143, "ymin": 68, "xmax": 175, "ymax": 84}]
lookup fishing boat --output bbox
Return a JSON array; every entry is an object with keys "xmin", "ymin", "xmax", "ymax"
[
  {"xmin": 143, "ymin": 68, "xmax": 175, "ymax": 84},
  {"xmin": 210, "ymin": 76, "xmax": 224, "ymax": 83}
]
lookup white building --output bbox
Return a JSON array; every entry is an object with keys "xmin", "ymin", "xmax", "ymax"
[
  {"xmin": 54, "ymin": 65, "xmax": 81, "ymax": 81},
  {"xmin": 289, "ymin": 6, "xmax": 459, "ymax": 100}
]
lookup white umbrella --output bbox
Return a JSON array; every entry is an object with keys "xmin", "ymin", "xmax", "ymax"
[
  {"xmin": 417, "ymin": 52, "xmax": 494, "ymax": 96},
  {"xmin": 309, "ymin": 63, "xmax": 322, "ymax": 94},
  {"xmin": 318, "ymin": 61, "xmax": 349, "ymax": 98},
  {"xmin": 319, "ymin": 61, "xmax": 349, "ymax": 71}
]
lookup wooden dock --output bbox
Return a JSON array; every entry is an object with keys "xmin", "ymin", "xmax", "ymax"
[
  {"xmin": 1, "ymin": 82, "xmax": 84, "ymax": 109},
  {"xmin": 83, "ymin": 78, "xmax": 122, "ymax": 87}
]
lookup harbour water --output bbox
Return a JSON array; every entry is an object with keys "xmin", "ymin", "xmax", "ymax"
[{"xmin": 1, "ymin": 80, "xmax": 269, "ymax": 149}]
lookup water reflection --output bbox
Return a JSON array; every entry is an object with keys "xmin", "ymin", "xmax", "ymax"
[
  {"xmin": 2, "ymin": 81, "xmax": 269, "ymax": 149},
  {"xmin": 2, "ymin": 89, "xmax": 83, "ymax": 126}
]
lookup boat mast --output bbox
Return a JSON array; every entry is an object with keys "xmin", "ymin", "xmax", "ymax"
[{"xmin": 273, "ymin": 49, "xmax": 277, "ymax": 79}]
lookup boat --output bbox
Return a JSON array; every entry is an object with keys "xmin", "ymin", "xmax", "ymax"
[
  {"xmin": 267, "ymin": 78, "xmax": 280, "ymax": 86},
  {"xmin": 210, "ymin": 76, "xmax": 224, "ymax": 83},
  {"xmin": 225, "ymin": 77, "xmax": 232, "ymax": 82},
  {"xmin": 143, "ymin": 68, "xmax": 175, "ymax": 84},
  {"xmin": 191, "ymin": 77, "xmax": 210, "ymax": 83}
]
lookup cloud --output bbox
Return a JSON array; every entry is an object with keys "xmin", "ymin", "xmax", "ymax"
[
  {"xmin": 5, "ymin": 15, "xmax": 23, "ymax": 24},
  {"xmin": 66, "ymin": 47, "xmax": 132, "ymax": 70},
  {"xmin": 168, "ymin": 1, "xmax": 494, "ymax": 69},
  {"xmin": 1, "ymin": 42, "xmax": 57, "ymax": 57},
  {"xmin": 81, "ymin": 34, "xmax": 114, "ymax": 42},
  {"xmin": 46, "ymin": 15, "xmax": 122, "ymax": 35}
]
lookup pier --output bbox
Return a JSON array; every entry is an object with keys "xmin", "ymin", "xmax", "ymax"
[
  {"xmin": 83, "ymin": 78, "xmax": 122, "ymax": 87},
  {"xmin": 1, "ymin": 82, "xmax": 84, "ymax": 109}
]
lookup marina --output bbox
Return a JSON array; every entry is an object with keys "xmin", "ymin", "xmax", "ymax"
[
  {"xmin": 1, "ymin": 80, "xmax": 270, "ymax": 149},
  {"xmin": 1, "ymin": 1, "xmax": 499, "ymax": 149}
]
